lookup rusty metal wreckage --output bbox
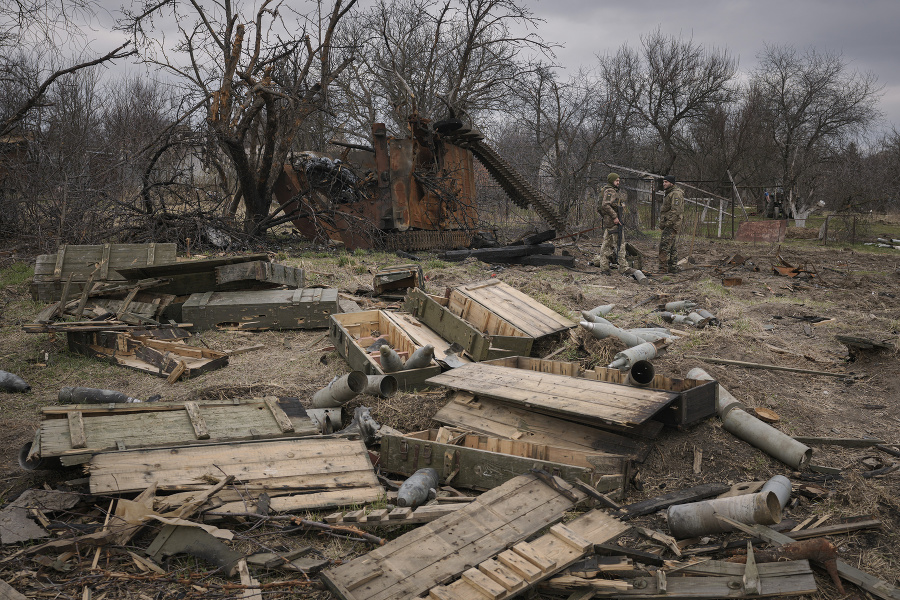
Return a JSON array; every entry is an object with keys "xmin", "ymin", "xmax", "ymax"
[{"xmin": 271, "ymin": 115, "xmax": 565, "ymax": 251}]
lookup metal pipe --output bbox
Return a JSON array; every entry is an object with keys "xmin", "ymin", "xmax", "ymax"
[
  {"xmin": 627, "ymin": 360, "xmax": 655, "ymax": 386},
  {"xmin": 632, "ymin": 270, "xmax": 648, "ymax": 284},
  {"xmin": 667, "ymin": 491, "xmax": 782, "ymax": 538},
  {"xmin": 759, "ymin": 475, "xmax": 792, "ymax": 509},
  {"xmin": 580, "ymin": 321, "xmax": 644, "ymax": 348},
  {"xmin": 311, "ymin": 371, "xmax": 368, "ymax": 408},
  {"xmin": 364, "ymin": 375, "xmax": 398, "ymax": 398},
  {"xmin": 59, "ymin": 387, "xmax": 142, "ymax": 404},
  {"xmin": 686, "ymin": 367, "xmax": 813, "ymax": 469},
  {"xmin": 609, "ymin": 341, "xmax": 658, "ymax": 369},
  {"xmin": 686, "ymin": 312, "xmax": 711, "ymax": 327}
]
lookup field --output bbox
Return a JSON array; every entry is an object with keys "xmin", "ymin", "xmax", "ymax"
[{"xmin": 0, "ymin": 223, "xmax": 898, "ymax": 599}]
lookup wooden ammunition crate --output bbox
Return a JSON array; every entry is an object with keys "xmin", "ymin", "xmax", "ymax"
[
  {"xmin": 329, "ymin": 310, "xmax": 441, "ymax": 389},
  {"xmin": 403, "ymin": 288, "xmax": 531, "ymax": 360},
  {"xmin": 182, "ymin": 288, "xmax": 339, "ymax": 330},
  {"xmin": 584, "ymin": 366, "xmax": 717, "ymax": 428},
  {"xmin": 379, "ymin": 430, "xmax": 627, "ymax": 494}
]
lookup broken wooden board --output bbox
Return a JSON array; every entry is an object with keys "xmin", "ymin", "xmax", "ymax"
[
  {"xmin": 183, "ymin": 288, "xmax": 339, "ymax": 331},
  {"xmin": 540, "ymin": 560, "xmax": 817, "ymax": 598},
  {"xmin": 116, "ymin": 253, "xmax": 270, "ymax": 296},
  {"xmin": 89, "ymin": 438, "xmax": 383, "ymax": 501},
  {"xmin": 483, "ymin": 355, "xmax": 582, "ymax": 376},
  {"xmin": 373, "ymin": 264, "xmax": 423, "ymax": 295},
  {"xmin": 736, "ymin": 219, "xmax": 788, "ymax": 243},
  {"xmin": 583, "ymin": 365, "xmax": 716, "ymax": 428},
  {"xmin": 215, "ymin": 261, "xmax": 304, "ymax": 288},
  {"xmin": 37, "ymin": 397, "xmax": 319, "ymax": 464},
  {"xmin": 320, "ymin": 472, "xmax": 586, "ymax": 600},
  {"xmin": 66, "ymin": 329, "xmax": 228, "ymax": 379},
  {"xmin": 330, "ymin": 310, "xmax": 442, "ymax": 389},
  {"xmin": 381, "ymin": 431, "xmax": 626, "ymax": 493},
  {"xmin": 30, "ymin": 243, "xmax": 177, "ymax": 302},
  {"xmin": 433, "ymin": 393, "xmax": 650, "ymax": 461},
  {"xmin": 324, "ymin": 504, "xmax": 465, "ymax": 527},
  {"xmin": 403, "ymin": 288, "xmax": 531, "ymax": 361},
  {"xmin": 450, "ymin": 280, "xmax": 576, "ymax": 340},
  {"xmin": 427, "ymin": 363, "xmax": 676, "ymax": 433},
  {"xmin": 428, "ymin": 509, "xmax": 629, "ymax": 600}
]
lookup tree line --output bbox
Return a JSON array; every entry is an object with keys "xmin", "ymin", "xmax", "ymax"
[{"xmin": 1, "ymin": 0, "xmax": 897, "ymax": 249}]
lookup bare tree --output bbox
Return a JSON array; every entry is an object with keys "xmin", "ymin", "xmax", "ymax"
[
  {"xmin": 599, "ymin": 29, "xmax": 737, "ymax": 175},
  {"xmin": 119, "ymin": 0, "xmax": 356, "ymax": 236},
  {"xmin": 333, "ymin": 0, "xmax": 551, "ymax": 138},
  {"xmin": 753, "ymin": 45, "xmax": 882, "ymax": 225},
  {"xmin": 0, "ymin": 0, "xmax": 133, "ymax": 137}
]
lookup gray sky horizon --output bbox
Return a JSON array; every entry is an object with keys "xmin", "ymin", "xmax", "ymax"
[{"xmin": 85, "ymin": 0, "xmax": 900, "ymax": 132}]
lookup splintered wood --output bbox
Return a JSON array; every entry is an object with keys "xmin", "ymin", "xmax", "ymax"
[
  {"xmin": 89, "ymin": 438, "xmax": 383, "ymax": 513},
  {"xmin": 427, "ymin": 509, "xmax": 629, "ymax": 600},
  {"xmin": 427, "ymin": 363, "xmax": 677, "ymax": 429},
  {"xmin": 320, "ymin": 473, "xmax": 586, "ymax": 600}
]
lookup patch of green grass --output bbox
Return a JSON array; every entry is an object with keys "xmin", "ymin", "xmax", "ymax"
[
  {"xmin": 698, "ymin": 278, "xmax": 731, "ymax": 298},
  {"xmin": 0, "ymin": 262, "xmax": 33, "ymax": 288},
  {"xmin": 354, "ymin": 264, "xmax": 368, "ymax": 274},
  {"xmin": 337, "ymin": 255, "xmax": 351, "ymax": 267},
  {"xmin": 425, "ymin": 259, "xmax": 448, "ymax": 270},
  {"xmin": 353, "ymin": 248, "xmax": 366, "ymax": 256},
  {"xmin": 275, "ymin": 251, "xmax": 288, "ymax": 261},
  {"xmin": 731, "ymin": 318, "xmax": 757, "ymax": 333},
  {"xmin": 299, "ymin": 250, "xmax": 332, "ymax": 259}
]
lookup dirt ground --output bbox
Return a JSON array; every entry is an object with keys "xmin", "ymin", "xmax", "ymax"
[{"xmin": 0, "ymin": 231, "xmax": 899, "ymax": 599}]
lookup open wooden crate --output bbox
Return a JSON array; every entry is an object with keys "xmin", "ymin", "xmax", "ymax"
[{"xmin": 329, "ymin": 310, "xmax": 441, "ymax": 389}]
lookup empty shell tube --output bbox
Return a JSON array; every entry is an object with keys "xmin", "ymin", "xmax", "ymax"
[
  {"xmin": 364, "ymin": 375, "xmax": 398, "ymax": 398},
  {"xmin": 760, "ymin": 474, "xmax": 792, "ymax": 509},
  {"xmin": 667, "ymin": 491, "xmax": 782, "ymax": 538},
  {"xmin": 686, "ymin": 367, "xmax": 812, "ymax": 469},
  {"xmin": 632, "ymin": 270, "xmax": 648, "ymax": 284},
  {"xmin": 311, "ymin": 371, "xmax": 368, "ymax": 408},
  {"xmin": 627, "ymin": 360, "xmax": 655, "ymax": 386},
  {"xmin": 665, "ymin": 300, "xmax": 696, "ymax": 312}
]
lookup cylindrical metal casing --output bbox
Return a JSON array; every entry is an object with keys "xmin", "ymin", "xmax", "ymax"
[
  {"xmin": 580, "ymin": 321, "xmax": 644, "ymax": 348},
  {"xmin": 608, "ymin": 341, "xmax": 658, "ymax": 369},
  {"xmin": 686, "ymin": 312, "xmax": 710, "ymax": 327},
  {"xmin": 667, "ymin": 491, "xmax": 782, "ymax": 538},
  {"xmin": 686, "ymin": 367, "xmax": 813, "ymax": 469},
  {"xmin": 627, "ymin": 360, "xmax": 655, "ymax": 386},
  {"xmin": 59, "ymin": 387, "xmax": 138, "ymax": 404},
  {"xmin": 632, "ymin": 270, "xmax": 648, "ymax": 284},
  {"xmin": 760, "ymin": 474, "xmax": 792, "ymax": 508},
  {"xmin": 585, "ymin": 304, "xmax": 615, "ymax": 317},
  {"xmin": 627, "ymin": 328, "xmax": 674, "ymax": 343},
  {"xmin": 311, "ymin": 371, "xmax": 368, "ymax": 408},
  {"xmin": 364, "ymin": 375, "xmax": 398, "ymax": 398},
  {"xmin": 664, "ymin": 300, "xmax": 696, "ymax": 312},
  {"xmin": 397, "ymin": 468, "xmax": 440, "ymax": 508},
  {"xmin": 580, "ymin": 311, "xmax": 612, "ymax": 325}
]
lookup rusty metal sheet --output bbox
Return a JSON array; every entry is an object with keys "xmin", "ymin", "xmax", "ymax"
[{"xmin": 737, "ymin": 220, "xmax": 787, "ymax": 243}]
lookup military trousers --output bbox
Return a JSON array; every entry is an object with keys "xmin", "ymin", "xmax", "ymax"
[
  {"xmin": 658, "ymin": 225, "xmax": 679, "ymax": 273},
  {"xmin": 593, "ymin": 227, "xmax": 626, "ymax": 270}
]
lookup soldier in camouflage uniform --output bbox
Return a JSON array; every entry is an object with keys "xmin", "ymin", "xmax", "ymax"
[
  {"xmin": 658, "ymin": 175, "xmax": 685, "ymax": 273},
  {"xmin": 591, "ymin": 173, "xmax": 628, "ymax": 273}
]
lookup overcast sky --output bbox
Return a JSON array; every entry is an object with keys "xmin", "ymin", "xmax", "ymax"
[
  {"xmin": 88, "ymin": 0, "xmax": 900, "ymax": 129},
  {"xmin": 520, "ymin": 0, "xmax": 900, "ymax": 129}
]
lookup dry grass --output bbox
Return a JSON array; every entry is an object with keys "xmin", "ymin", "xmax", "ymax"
[{"xmin": 1, "ymin": 229, "xmax": 900, "ymax": 597}]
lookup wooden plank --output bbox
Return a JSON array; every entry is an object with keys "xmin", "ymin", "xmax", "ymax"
[
  {"xmin": 263, "ymin": 396, "xmax": 295, "ymax": 433},
  {"xmin": 320, "ymin": 473, "xmax": 585, "ymax": 600},
  {"xmin": 166, "ymin": 361, "xmax": 187, "ymax": 384},
  {"xmin": 455, "ymin": 281, "xmax": 575, "ymax": 339},
  {"xmin": 385, "ymin": 311, "xmax": 473, "ymax": 365},
  {"xmin": 433, "ymin": 393, "xmax": 649, "ymax": 461},
  {"xmin": 89, "ymin": 438, "xmax": 381, "ymax": 495},
  {"xmin": 99, "ymin": 244, "xmax": 111, "ymax": 279},
  {"xmin": 73, "ymin": 269, "xmax": 97, "ymax": 319},
  {"xmin": 461, "ymin": 568, "xmax": 506, "ymax": 598},
  {"xmin": 427, "ymin": 363, "xmax": 676, "ymax": 428},
  {"xmin": 41, "ymin": 400, "xmax": 318, "ymax": 458},
  {"xmin": 54, "ymin": 273, "xmax": 75, "ymax": 319},
  {"xmin": 115, "ymin": 285, "xmax": 141, "ymax": 319},
  {"xmin": 182, "ymin": 402, "xmax": 209, "ymax": 439},
  {"xmin": 67, "ymin": 412, "xmax": 86, "ymax": 449},
  {"xmin": 497, "ymin": 550, "xmax": 542, "ymax": 583},
  {"xmin": 479, "ymin": 559, "xmax": 526, "ymax": 593}
]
